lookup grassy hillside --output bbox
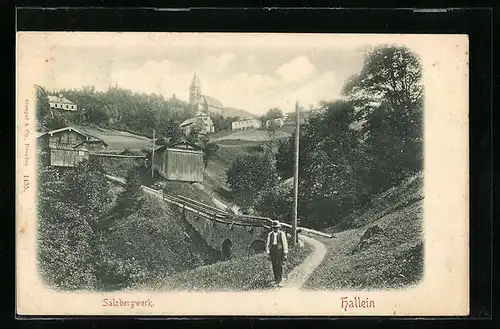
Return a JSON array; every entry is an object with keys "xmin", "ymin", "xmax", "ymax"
[
  {"xmin": 102, "ymin": 190, "xmax": 222, "ymax": 290},
  {"xmin": 280, "ymin": 124, "xmax": 298, "ymax": 135},
  {"xmin": 72, "ymin": 124, "xmax": 153, "ymax": 151},
  {"xmin": 303, "ymin": 172, "xmax": 424, "ymax": 290},
  {"xmin": 211, "ymin": 129, "xmax": 291, "ymax": 142},
  {"xmin": 203, "ymin": 131, "xmax": 289, "ymax": 207},
  {"xmin": 146, "ymin": 243, "xmax": 313, "ymax": 292},
  {"xmin": 203, "ymin": 140, "xmax": 266, "ymax": 204},
  {"xmin": 339, "ymin": 172, "xmax": 424, "ymax": 230}
]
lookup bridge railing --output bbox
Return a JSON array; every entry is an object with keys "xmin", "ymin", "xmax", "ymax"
[
  {"xmin": 105, "ymin": 174, "xmax": 334, "ymax": 238},
  {"xmin": 162, "ymin": 193, "xmax": 262, "ymax": 228},
  {"xmin": 162, "ymin": 192, "xmax": 334, "ymax": 238}
]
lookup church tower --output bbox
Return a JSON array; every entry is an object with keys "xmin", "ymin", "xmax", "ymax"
[{"xmin": 189, "ymin": 71, "xmax": 202, "ymax": 107}]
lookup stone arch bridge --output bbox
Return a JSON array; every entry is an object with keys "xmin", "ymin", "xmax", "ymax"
[
  {"xmin": 162, "ymin": 193, "xmax": 273, "ymax": 259},
  {"xmin": 106, "ymin": 175, "xmax": 333, "ymax": 260}
]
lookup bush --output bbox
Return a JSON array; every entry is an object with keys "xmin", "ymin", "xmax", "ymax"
[
  {"xmin": 94, "ymin": 231, "xmax": 148, "ymax": 290},
  {"xmin": 116, "ymin": 167, "xmax": 146, "ymax": 213},
  {"xmin": 37, "ymin": 163, "xmax": 107, "ymax": 290},
  {"xmin": 36, "ymin": 152, "xmax": 226, "ymax": 290},
  {"xmin": 226, "ymin": 151, "xmax": 278, "ymax": 207},
  {"xmin": 37, "ymin": 202, "xmax": 97, "ymax": 290},
  {"xmin": 253, "ymin": 185, "xmax": 292, "ymax": 223},
  {"xmin": 36, "ymin": 160, "xmax": 150, "ymax": 291}
]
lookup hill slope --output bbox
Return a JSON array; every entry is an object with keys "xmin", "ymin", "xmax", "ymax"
[
  {"xmin": 202, "ymin": 140, "xmax": 266, "ymax": 204},
  {"xmin": 143, "ymin": 172, "xmax": 423, "ymax": 292},
  {"xmin": 102, "ymin": 187, "xmax": 222, "ymax": 290},
  {"xmin": 146, "ymin": 241, "xmax": 312, "ymax": 292},
  {"xmin": 223, "ymin": 107, "xmax": 256, "ymax": 118},
  {"xmin": 212, "ymin": 129, "xmax": 291, "ymax": 142},
  {"xmin": 203, "ymin": 130, "xmax": 290, "ymax": 207},
  {"xmin": 303, "ymin": 172, "xmax": 424, "ymax": 290},
  {"xmin": 72, "ymin": 124, "xmax": 153, "ymax": 151}
]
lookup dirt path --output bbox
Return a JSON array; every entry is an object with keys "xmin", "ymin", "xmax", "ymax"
[
  {"xmin": 281, "ymin": 235, "xmax": 327, "ymax": 290},
  {"xmin": 194, "ymin": 184, "xmax": 330, "ymax": 290}
]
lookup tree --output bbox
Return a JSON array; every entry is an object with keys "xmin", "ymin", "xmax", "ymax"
[
  {"xmin": 36, "ymin": 160, "xmax": 112, "ymax": 290},
  {"xmin": 342, "ymin": 45, "xmax": 424, "ymax": 192},
  {"xmin": 49, "ymin": 85, "xmax": 196, "ymax": 142},
  {"xmin": 226, "ymin": 152, "xmax": 279, "ymax": 207},
  {"xmin": 212, "ymin": 114, "xmax": 234, "ymax": 132},
  {"xmin": 35, "ymin": 85, "xmax": 51, "ymax": 123},
  {"xmin": 37, "ymin": 199, "xmax": 97, "ymax": 290},
  {"xmin": 266, "ymin": 119, "xmax": 279, "ymax": 141},
  {"xmin": 63, "ymin": 159, "xmax": 111, "ymax": 224},
  {"xmin": 342, "ymin": 45, "xmax": 423, "ymax": 111},
  {"xmin": 163, "ymin": 119, "xmax": 184, "ymax": 145},
  {"xmin": 261, "ymin": 46, "xmax": 423, "ymax": 230},
  {"xmin": 42, "ymin": 114, "xmax": 67, "ymax": 131},
  {"xmin": 198, "ymin": 133, "xmax": 219, "ymax": 169},
  {"xmin": 299, "ymin": 101, "xmax": 370, "ymax": 228},
  {"xmin": 253, "ymin": 183, "xmax": 293, "ymax": 223},
  {"xmin": 275, "ymin": 137, "xmax": 294, "ymax": 179},
  {"xmin": 186, "ymin": 126, "xmax": 202, "ymax": 145},
  {"xmin": 85, "ymin": 106, "xmax": 110, "ymax": 125},
  {"xmin": 114, "ymin": 166, "xmax": 146, "ymax": 220},
  {"xmin": 362, "ymin": 100, "xmax": 423, "ymax": 191},
  {"xmin": 202, "ymin": 142, "xmax": 219, "ymax": 169},
  {"xmin": 272, "ymin": 100, "xmax": 371, "ymax": 229},
  {"xmin": 263, "ymin": 108, "xmax": 283, "ymax": 121}
]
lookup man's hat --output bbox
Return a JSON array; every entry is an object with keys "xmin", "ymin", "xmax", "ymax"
[{"xmin": 271, "ymin": 220, "xmax": 281, "ymax": 228}]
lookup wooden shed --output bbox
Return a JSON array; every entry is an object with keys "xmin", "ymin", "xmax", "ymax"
[
  {"xmin": 46, "ymin": 145, "xmax": 89, "ymax": 167},
  {"xmin": 152, "ymin": 141, "xmax": 204, "ymax": 183},
  {"xmin": 37, "ymin": 127, "xmax": 92, "ymax": 167}
]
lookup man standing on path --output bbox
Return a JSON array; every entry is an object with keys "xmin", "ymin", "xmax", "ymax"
[{"xmin": 266, "ymin": 221, "xmax": 289, "ymax": 287}]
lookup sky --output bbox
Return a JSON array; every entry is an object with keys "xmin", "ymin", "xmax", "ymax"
[{"xmin": 25, "ymin": 33, "xmax": 454, "ymax": 115}]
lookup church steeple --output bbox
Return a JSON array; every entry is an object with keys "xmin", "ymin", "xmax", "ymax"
[{"xmin": 189, "ymin": 71, "xmax": 202, "ymax": 106}]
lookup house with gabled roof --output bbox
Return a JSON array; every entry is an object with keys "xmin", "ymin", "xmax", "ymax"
[
  {"xmin": 47, "ymin": 94, "xmax": 78, "ymax": 111},
  {"xmin": 37, "ymin": 126, "xmax": 108, "ymax": 167},
  {"xmin": 179, "ymin": 115, "xmax": 214, "ymax": 135}
]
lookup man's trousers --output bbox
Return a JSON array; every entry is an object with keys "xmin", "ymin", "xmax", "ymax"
[{"xmin": 270, "ymin": 246, "xmax": 285, "ymax": 283}]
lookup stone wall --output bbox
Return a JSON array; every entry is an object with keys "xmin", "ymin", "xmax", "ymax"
[{"xmin": 182, "ymin": 208, "xmax": 268, "ymax": 259}]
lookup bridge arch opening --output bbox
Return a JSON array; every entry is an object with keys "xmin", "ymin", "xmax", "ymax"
[
  {"xmin": 221, "ymin": 239, "xmax": 233, "ymax": 260},
  {"xmin": 248, "ymin": 239, "xmax": 266, "ymax": 256}
]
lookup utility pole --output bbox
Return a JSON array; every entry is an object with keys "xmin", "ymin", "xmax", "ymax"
[
  {"xmin": 292, "ymin": 101, "xmax": 300, "ymax": 246},
  {"xmin": 151, "ymin": 128, "xmax": 155, "ymax": 178}
]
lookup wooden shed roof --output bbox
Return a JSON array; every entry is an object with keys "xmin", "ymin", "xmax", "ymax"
[
  {"xmin": 38, "ymin": 126, "xmax": 88, "ymax": 138},
  {"xmin": 154, "ymin": 140, "xmax": 203, "ymax": 153},
  {"xmin": 37, "ymin": 126, "xmax": 108, "ymax": 145}
]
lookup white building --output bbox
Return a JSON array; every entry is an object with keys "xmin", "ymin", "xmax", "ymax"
[
  {"xmin": 265, "ymin": 117, "xmax": 284, "ymax": 129},
  {"xmin": 47, "ymin": 94, "xmax": 77, "ymax": 111},
  {"xmin": 232, "ymin": 118, "xmax": 261, "ymax": 131},
  {"xmin": 180, "ymin": 115, "xmax": 215, "ymax": 135}
]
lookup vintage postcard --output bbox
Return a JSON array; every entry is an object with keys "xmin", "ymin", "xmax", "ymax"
[{"xmin": 16, "ymin": 32, "xmax": 469, "ymax": 316}]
